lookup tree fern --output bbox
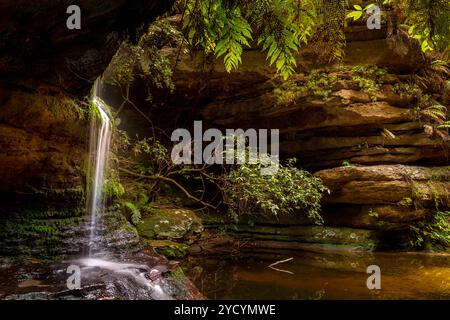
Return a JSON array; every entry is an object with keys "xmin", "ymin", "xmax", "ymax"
[
  {"xmin": 177, "ymin": 0, "xmax": 449, "ymax": 78},
  {"xmin": 421, "ymin": 104, "xmax": 447, "ymax": 122},
  {"xmin": 312, "ymin": 0, "xmax": 347, "ymax": 63},
  {"xmin": 437, "ymin": 121, "xmax": 450, "ymax": 130},
  {"xmin": 214, "ymin": 7, "xmax": 252, "ymax": 72}
]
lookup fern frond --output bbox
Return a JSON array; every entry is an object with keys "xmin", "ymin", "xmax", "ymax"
[{"xmin": 437, "ymin": 121, "xmax": 450, "ymax": 130}]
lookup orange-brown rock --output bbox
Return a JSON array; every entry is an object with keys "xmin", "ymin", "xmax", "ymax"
[{"xmin": 315, "ymin": 165, "xmax": 450, "ymax": 230}]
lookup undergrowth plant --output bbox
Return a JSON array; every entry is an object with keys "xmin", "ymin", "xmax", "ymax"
[
  {"xmin": 410, "ymin": 211, "xmax": 450, "ymax": 249},
  {"xmin": 112, "ymin": 131, "xmax": 328, "ymax": 226}
]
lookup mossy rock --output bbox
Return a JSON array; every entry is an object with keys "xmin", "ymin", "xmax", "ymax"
[
  {"xmin": 137, "ymin": 207, "xmax": 204, "ymax": 241},
  {"xmin": 207, "ymin": 223, "xmax": 378, "ymax": 251},
  {"xmin": 148, "ymin": 240, "xmax": 189, "ymax": 258}
]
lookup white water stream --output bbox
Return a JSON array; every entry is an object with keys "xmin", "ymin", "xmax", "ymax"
[
  {"xmin": 83, "ymin": 80, "xmax": 172, "ymax": 300},
  {"xmin": 87, "ymin": 81, "xmax": 112, "ymax": 255}
]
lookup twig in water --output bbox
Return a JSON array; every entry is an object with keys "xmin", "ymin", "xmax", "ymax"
[{"xmin": 268, "ymin": 257, "xmax": 294, "ymax": 275}]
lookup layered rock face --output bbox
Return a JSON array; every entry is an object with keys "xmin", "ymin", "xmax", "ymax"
[
  {"xmin": 0, "ymin": 1, "xmax": 174, "ymax": 92},
  {"xmin": 0, "ymin": 1, "xmax": 173, "ymax": 256},
  {"xmin": 0, "ymin": 0, "xmax": 173, "ymax": 199},
  {"xmin": 316, "ymin": 165, "xmax": 450, "ymax": 230},
  {"xmin": 200, "ymin": 69, "xmax": 448, "ymax": 170},
  {"xmin": 154, "ymin": 29, "xmax": 449, "ymax": 251}
]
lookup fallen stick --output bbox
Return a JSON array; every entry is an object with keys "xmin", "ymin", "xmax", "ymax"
[{"xmin": 268, "ymin": 257, "xmax": 294, "ymax": 274}]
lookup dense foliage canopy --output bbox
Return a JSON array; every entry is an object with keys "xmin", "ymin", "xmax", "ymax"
[{"xmin": 177, "ymin": 0, "xmax": 449, "ymax": 79}]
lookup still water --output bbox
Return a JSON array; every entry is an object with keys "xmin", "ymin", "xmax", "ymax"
[{"xmin": 183, "ymin": 251, "xmax": 450, "ymax": 300}]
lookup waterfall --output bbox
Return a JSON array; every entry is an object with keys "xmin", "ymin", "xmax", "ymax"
[
  {"xmin": 81, "ymin": 80, "xmax": 172, "ymax": 300},
  {"xmin": 86, "ymin": 80, "xmax": 112, "ymax": 256}
]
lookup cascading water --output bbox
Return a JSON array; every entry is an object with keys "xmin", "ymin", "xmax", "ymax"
[
  {"xmin": 80, "ymin": 79, "xmax": 172, "ymax": 300},
  {"xmin": 86, "ymin": 80, "xmax": 112, "ymax": 256}
]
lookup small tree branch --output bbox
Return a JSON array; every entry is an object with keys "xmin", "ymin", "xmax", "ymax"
[
  {"xmin": 118, "ymin": 167, "xmax": 218, "ymax": 210},
  {"xmin": 268, "ymin": 257, "xmax": 294, "ymax": 275}
]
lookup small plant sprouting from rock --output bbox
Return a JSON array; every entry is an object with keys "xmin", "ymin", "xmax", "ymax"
[
  {"xmin": 409, "ymin": 211, "xmax": 450, "ymax": 250},
  {"xmin": 342, "ymin": 160, "xmax": 352, "ymax": 167},
  {"xmin": 273, "ymin": 70, "xmax": 338, "ymax": 105}
]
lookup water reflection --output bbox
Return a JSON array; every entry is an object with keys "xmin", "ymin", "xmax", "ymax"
[{"xmin": 183, "ymin": 251, "xmax": 450, "ymax": 300}]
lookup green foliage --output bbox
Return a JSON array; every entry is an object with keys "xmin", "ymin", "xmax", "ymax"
[
  {"xmin": 124, "ymin": 202, "xmax": 141, "ymax": 226},
  {"xmin": 398, "ymin": 197, "xmax": 413, "ymax": 207},
  {"xmin": 179, "ymin": 0, "xmax": 345, "ymax": 79},
  {"xmin": 368, "ymin": 209, "xmax": 379, "ymax": 218},
  {"xmin": 381, "ymin": 128, "xmax": 397, "ymax": 140},
  {"xmin": 346, "ymin": 4, "xmax": 364, "ymax": 21},
  {"xmin": 420, "ymin": 104, "xmax": 447, "ymax": 123},
  {"xmin": 44, "ymin": 94, "xmax": 100, "ymax": 122},
  {"xmin": 222, "ymin": 158, "xmax": 329, "ymax": 224},
  {"xmin": 437, "ymin": 121, "xmax": 450, "ymax": 130},
  {"xmin": 412, "ymin": 93, "xmax": 449, "ymax": 131},
  {"xmin": 308, "ymin": 0, "xmax": 347, "ymax": 63},
  {"xmin": 184, "ymin": 1, "xmax": 253, "ymax": 72},
  {"xmin": 122, "ymin": 193, "xmax": 150, "ymax": 226},
  {"xmin": 352, "ymin": 75, "xmax": 380, "ymax": 99},
  {"xmin": 104, "ymin": 18, "xmax": 181, "ymax": 92},
  {"xmin": 131, "ymin": 138, "xmax": 169, "ymax": 175},
  {"xmin": 214, "ymin": 7, "xmax": 252, "ymax": 72},
  {"xmin": 392, "ymin": 82, "xmax": 422, "ymax": 98},
  {"xmin": 306, "ymin": 70, "xmax": 338, "ymax": 99},
  {"xmin": 351, "ymin": 65, "xmax": 387, "ymax": 98},
  {"xmin": 274, "ymin": 70, "xmax": 338, "ymax": 104},
  {"xmin": 273, "ymin": 76, "xmax": 309, "ymax": 105},
  {"xmin": 403, "ymin": 0, "xmax": 450, "ymax": 52},
  {"xmin": 103, "ymin": 174, "xmax": 125, "ymax": 198},
  {"xmin": 358, "ymin": 0, "xmax": 450, "ymax": 53},
  {"xmin": 410, "ymin": 211, "xmax": 450, "ymax": 249},
  {"xmin": 274, "ymin": 65, "xmax": 389, "ymax": 105},
  {"xmin": 342, "ymin": 160, "xmax": 352, "ymax": 167},
  {"xmin": 254, "ymin": 0, "xmax": 317, "ymax": 78}
]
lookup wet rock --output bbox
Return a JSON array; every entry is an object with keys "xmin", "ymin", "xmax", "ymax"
[
  {"xmin": 1, "ymin": 252, "xmax": 203, "ymax": 300},
  {"xmin": 0, "ymin": 0, "xmax": 174, "ymax": 257},
  {"xmin": 0, "ymin": 209, "xmax": 141, "ymax": 258}
]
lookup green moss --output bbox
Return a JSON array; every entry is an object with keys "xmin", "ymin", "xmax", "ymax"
[
  {"xmin": 393, "ymin": 82, "xmax": 422, "ymax": 99},
  {"xmin": 368, "ymin": 209, "xmax": 379, "ymax": 218},
  {"xmin": 44, "ymin": 94, "xmax": 94, "ymax": 121},
  {"xmin": 273, "ymin": 65, "xmax": 390, "ymax": 105},
  {"xmin": 411, "ymin": 182, "xmax": 431, "ymax": 202},
  {"xmin": 136, "ymin": 207, "xmax": 203, "ymax": 240},
  {"xmin": 351, "ymin": 75, "xmax": 379, "ymax": 100},
  {"xmin": 0, "ymin": 217, "xmax": 82, "ymax": 238},
  {"xmin": 398, "ymin": 197, "xmax": 414, "ymax": 207},
  {"xmin": 170, "ymin": 266, "xmax": 187, "ymax": 286},
  {"xmin": 148, "ymin": 240, "xmax": 189, "ymax": 258},
  {"xmin": 273, "ymin": 70, "xmax": 339, "ymax": 105}
]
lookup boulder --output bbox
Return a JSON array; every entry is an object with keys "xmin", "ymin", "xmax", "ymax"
[
  {"xmin": 147, "ymin": 240, "xmax": 190, "ymax": 258},
  {"xmin": 137, "ymin": 207, "xmax": 204, "ymax": 241},
  {"xmin": 313, "ymin": 165, "xmax": 450, "ymax": 233}
]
